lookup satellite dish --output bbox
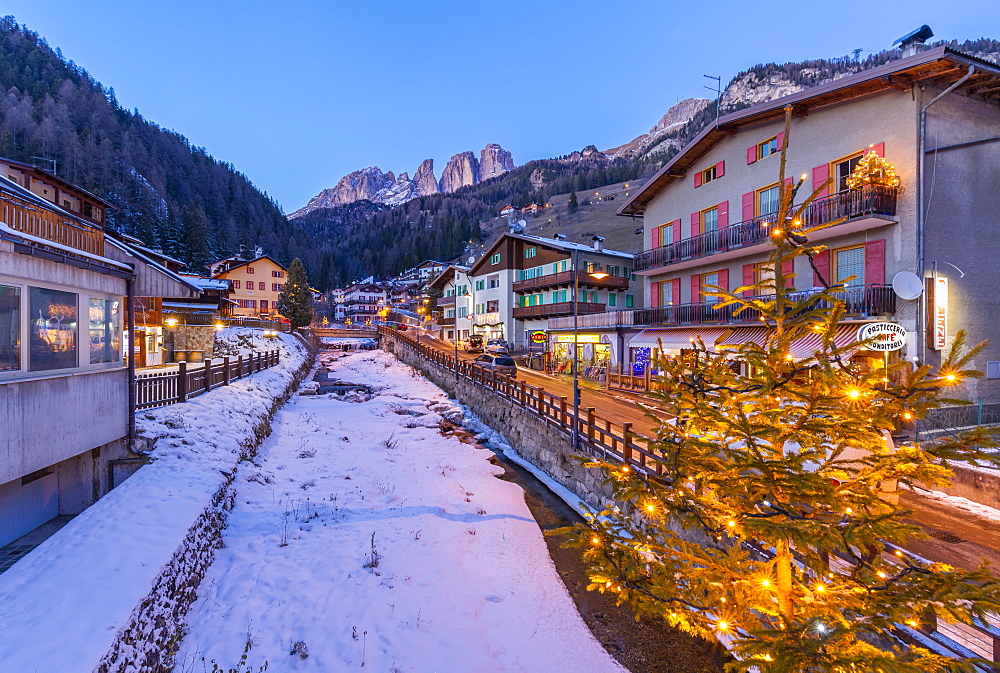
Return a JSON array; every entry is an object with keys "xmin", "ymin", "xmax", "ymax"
[
  {"xmin": 467, "ymin": 256, "xmax": 475, "ymax": 265},
  {"xmin": 892, "ymin": 271, "xmax": 923, "ymax": 300}
]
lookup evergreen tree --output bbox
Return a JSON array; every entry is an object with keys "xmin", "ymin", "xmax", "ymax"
[
  {"xmin": 567, "ymin": 190, "xmax": 578, "ymax": 214},
  {"xmin": 561, "ymin": 109, "xmax": 1000, "ymax": 671},
  {"xmin": 276, "ymin": 258, "xmax": 313, "ymax": 329}
]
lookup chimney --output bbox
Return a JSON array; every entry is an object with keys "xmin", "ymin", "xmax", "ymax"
[
  {"xmin": 893, "ymin": 25, "xmax": 934, "ymax": 58},
  {"xmin": 592, "ymin": 235, "xmax": 605, "ymax": 252}
]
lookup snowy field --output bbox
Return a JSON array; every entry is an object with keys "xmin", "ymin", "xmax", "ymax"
[{"xmin": 176, "ymin": 349, "xmax": 624, "ymax": 673}]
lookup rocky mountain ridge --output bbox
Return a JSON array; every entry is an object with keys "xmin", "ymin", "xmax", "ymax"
[{"xmin": 290, "ymin": 142, "xmax": 515, "ymax": 218}]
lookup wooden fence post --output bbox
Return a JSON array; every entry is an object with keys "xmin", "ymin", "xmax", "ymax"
[
  {"xmin": 623, "ymin": 422, "xmax": 634, "ymax": 466},
  {"xmin": 586, "ymin": 407, "xmax": 596, "ymax": 443},
  {"xmin": 236, "ymin": 354, "xmax": 243, "ymax": 379},
  {"xmin": 559, "ymin": 397, "xmax": 568, "ymax": 425},
  {"xmin": 177, "ymin": 361, "xmax": 188, "ymax": 403},
  {"xmin": 644, "ymin": 366, "xmax": 651, "ymax": 392},
  {"xmin": 223, "ymin": 356, "xmax": 231, "ymax": 386},
  {"xmin": 203, "ymin": 359, "xmax": 212, "ymax": 392}
]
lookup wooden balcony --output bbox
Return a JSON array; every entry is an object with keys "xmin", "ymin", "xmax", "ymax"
[
  {"xmin": 437, "ymin": 317, "xmax": 456, "ymax": 326},
  {"xmin": 513, "ymin": 301, "xmax": 607, "ymax": 319},
  {"xmin": 635, "ymin": 185, "xmax": 898, "ymax": 273},
  {"xmin": 547, "ymin": 284, "xmax": 896, "ymax": 329},
  {"xmin": 1, "ymin": 185, "xmax": 104, "ymax": 256},
  {"xmin": 437, "ymin": 295, "xmax": 456, "ymax": 306},
  {"xmin": 513, "ymin": 269, "xmax": 630, "ymax": 293}
]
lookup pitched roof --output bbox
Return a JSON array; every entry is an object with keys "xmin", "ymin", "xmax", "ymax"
[
  {"xmin": 618, "ymin": 46, "xmax": 1000, "ymax": 217},
  {"xmin": 210, "ymin": 255, "xmax": 287, "ymax": 276}
]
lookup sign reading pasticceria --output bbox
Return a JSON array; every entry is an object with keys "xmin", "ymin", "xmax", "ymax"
[{"xmin": 856, "ymin": 322, "xmax": 906, "ymax": 351}]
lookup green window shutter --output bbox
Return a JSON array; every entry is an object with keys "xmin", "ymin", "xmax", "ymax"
[{"xmin": 626, "ymin": 294, "xmax": 634, "ymax": 308}]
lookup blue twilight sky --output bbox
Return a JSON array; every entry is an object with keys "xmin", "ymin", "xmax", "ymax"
[{"xmin": 3, "ymin": 1, "xmax": 999, "ymax": 212}]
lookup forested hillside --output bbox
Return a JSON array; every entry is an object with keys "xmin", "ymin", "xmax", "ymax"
[{"xmin": 0, "ymin": 16, "xmax": 296, "ymax": 271}]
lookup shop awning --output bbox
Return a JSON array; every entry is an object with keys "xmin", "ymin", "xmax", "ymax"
[
  {"xmin": 715, "ymin": 324, "xmax": 867, "ymax": 359},
  {"xmin": 629, "ymin": 327, "xmax": 731, "ymax": 351},
  {"xmin": 717, "ymin": 327, "xmax": 769, "ymax": 349},
  {"xmin": 788, "ymin": 324, "xmax": 864, "ymax": 360}
]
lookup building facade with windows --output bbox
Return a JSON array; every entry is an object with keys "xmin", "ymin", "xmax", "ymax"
[
  {"xmin": 342, "ymin": 283, "xmax": 389, "ymax": 324},
  {"xmin": 210, "ymin": 255, "xmax": 287, "ymax": 319},
  {"xmin": 427, "ymin": 265, "xmax": 472, "ymax": 343},
  {"xmin": 617, "ymin": 46, "xmax": 1000, "ymax": 394},
  {"xmin": 0, "ymin": 169, "xmax": 197, "ymax": 547},
  {"xmin": 467, "ymin": 233, "xmax": 639, "ymax": 351}
]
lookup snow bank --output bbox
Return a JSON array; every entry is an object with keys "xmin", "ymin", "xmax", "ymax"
[
  {"xmin": 0, "ymin": 330, "xmax": 310, "ymax": 673},
  {"xmin": 175, "ymin": 349, "xmax": 624, "ymax": 672}
]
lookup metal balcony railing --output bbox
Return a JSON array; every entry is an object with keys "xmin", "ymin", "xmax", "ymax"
[
  {"xmin": 547, "ymin": 284, "xmax": 896, "ymax": 329},
  {"xmin": 634, "ymin": 185, "xmax": 899, "ymax": 272}
]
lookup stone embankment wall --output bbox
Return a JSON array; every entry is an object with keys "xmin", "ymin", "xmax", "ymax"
[{"xmin": 382, "ymin": 339, "xmax": 615, "ymax": 512}]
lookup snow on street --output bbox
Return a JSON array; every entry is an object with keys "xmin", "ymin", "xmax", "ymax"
[{"xmin": 176, "ymin": 349, "xmax": 624, "ymax": 673}]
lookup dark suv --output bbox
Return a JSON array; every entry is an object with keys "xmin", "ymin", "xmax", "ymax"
[{"xmin": 472, "ymin": 353, "xmax": 517, "ymax": 377}]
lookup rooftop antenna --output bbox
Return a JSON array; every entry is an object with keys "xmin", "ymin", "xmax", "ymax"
[
  {"xmin": 852, "ymin": 48, "xmax": 863, "ymax": 62},
  {"xmin": 31, "ymin": 156, "xmax": 57, "ymax": 175},
  {"xmin": 704, "ymin": 74, "xmax": 722, "ymax": 128}
]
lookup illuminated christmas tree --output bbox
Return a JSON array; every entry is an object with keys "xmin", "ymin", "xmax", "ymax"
[
  {"xmin": 846, "ymin": 147, "xmax": 901, "ymax": 190},
  {"xmin": 561, "ymin": 109, "xmax": 1000, "ymax": 671}
]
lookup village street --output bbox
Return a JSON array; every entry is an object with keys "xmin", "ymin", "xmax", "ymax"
[{"xmin": 175, "ymin": 348, "xmax": 626, "ymax": 673}]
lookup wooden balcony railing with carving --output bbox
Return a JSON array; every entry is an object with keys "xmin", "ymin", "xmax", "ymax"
[
  {"xmin": 513, "ymin": 301, "xmax": 607, "ymax": 319},
  {"xmin": 1, "ymin": 185, "xmax": 104, "ymax": 256},
  {"xmin": 513, "ymin": 270, "xmax": 630, "ymax": 293}
]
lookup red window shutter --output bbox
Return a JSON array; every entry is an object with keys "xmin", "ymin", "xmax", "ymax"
[
  {"xmin": 813, "ymin": 164, "xmax": 830, "ymax": 198},
  {"xmin": 747, "ymin": 146, "xmax": 757, "ymax": 164},
  {"xmin": 813, "ymin": 250, "xmax": 830, "ymax": 286},
  {"xmin": 672, "ymin": 219, "xmax": 681, "ymax": 243},
  {"xmin": 716, "ymin": 161, "xmax": 725, "ymax": 178},
  {"xmin": 718, "ymin": 200, "xmax": 729, "ymax": 227},
  {"xmin": 694, "ymin": 171, "xmax": 703, "ymax": 188},
  {"xmin": 742, "ymin": 192, "xmax": 755, "ymax": 221},
  {"xmin": 784, "ymin": 176, "xmax": 793, "ymax": 190},
  {"xmin": 691, "ymin": 212, "xmax": 701, "ymax": 237},
  {"xmin": 650, "ymin": 281, "xmax": 660, "ymax": 307},
  {"xmin": 652, "ymin": 226, "xmax": 661, "ymax": 248},
  {"xmin": 781, "ymin": 259, "xmax": 794, "ymax": 280},
  {"xmin": 717, "ymin": 269, "xmax": 729, "ymax": 292},
  {"xmin": 671, "ymin": 279, "xmax": 681, "ymax": 305},
  {"xmin": 873, "ymin": 142, "xmax": 885, "ymax": 158},
  {"xmin": 742, "ymin": 263, "xmax": 755, "ymax": 297},
  {"xmin": 691, "ymin": 275, "xmax": 701, "ymax": 302},
  {"xmin": 864, "ymin": 240, "xmax": 885, "ymax": 285},
  {"xmin": 776, "ymin": 132, "xmax": 786, "ymax": 149}
]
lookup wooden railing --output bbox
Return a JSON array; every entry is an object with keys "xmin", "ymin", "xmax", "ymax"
[
  {"xmin": 378, "ymin": 325, "xmax": 1000, "ymax": 662},
  {"xmin": 513, "ymin": 301, "xmax": 607, "ymax": 319},
  {"xmin": 634, "ymin": 185, "xmax": 899, "ymax": 272},
  {"xmin": 136, "ymin": 350, "xmax": 280, "ymax": 410},
  {"xmin": 513, "ymin": 270, "xmax": 631, "ymax": 293},
  {"xmin": 1, "ymin": 186, "xmax": 104, "ymax": 255}
]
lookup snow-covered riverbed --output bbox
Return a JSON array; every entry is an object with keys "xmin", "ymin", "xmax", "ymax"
[{"xmin": 176, "ymin": 349, "xmax": 624, "ymax": 673}]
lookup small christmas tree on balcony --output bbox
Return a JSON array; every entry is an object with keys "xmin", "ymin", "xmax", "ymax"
[
  {"xmin": 846, "ymin": 146, "xmax": 901, "ymax": 190},
  {"xmin": 559, "ymin": 108, "xmax": 1000, "ymax": 671}
]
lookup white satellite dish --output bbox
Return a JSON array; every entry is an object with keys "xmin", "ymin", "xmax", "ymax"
[
  {"xmin": 467, "ymin": 256, "xmax": 475, "ymax": 265},
  {"xmin": 892, "ymin": 271, "xmax": 923, "ymax": 300}
]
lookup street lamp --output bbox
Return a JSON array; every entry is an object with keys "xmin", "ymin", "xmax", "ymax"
[{"xmin": 572, "ymin": 251, "xmax": 608, "ymax": 451}]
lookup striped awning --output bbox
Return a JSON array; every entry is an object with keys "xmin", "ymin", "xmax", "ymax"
[
  {"xmin": 629, "ymin": 327, "xmax": 731, "ymax": 351},
  {"xmin": 716, "ymin": 327, "xmax": 769, "ymax": 349},
  {"xmin": 788, "ymin": 324, "xmax": 863, "ymax": 360},
  {"xmin": 716, "ymin": 324, "xmax": 866, "ymax": 359}
]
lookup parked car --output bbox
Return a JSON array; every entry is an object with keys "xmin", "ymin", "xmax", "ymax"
[
  {"xmin": 485, "ymin": 338, "xmax": 509, "ymax": 355},
  {"xmin": 465, "ymin": 334, "xmax": 485, "ymax": 353},
  {"xmin": 471, "ymin": 353, "xmax": 517, "ymax": 377}
]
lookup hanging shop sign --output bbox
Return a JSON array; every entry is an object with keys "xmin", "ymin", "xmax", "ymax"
[
  {"xmin": 530, "ymin": 330, "xmax": 547, "ymax": 344},
  {"xmin": 927, "ymin": 277, "xmax": 948, "ymax": 351},
  {"xmin": 554, "ymin": 334, "xmax": 601, "ymax": 343},
  {"xmin": 856, "ymin": 322, "xmax": 906, "ymax": 351}
]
